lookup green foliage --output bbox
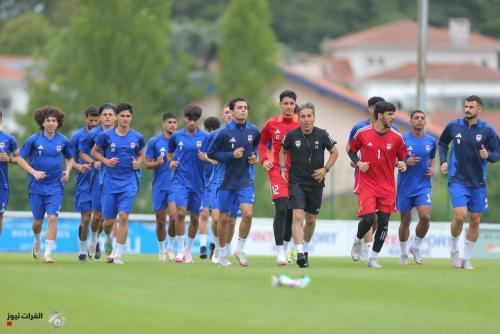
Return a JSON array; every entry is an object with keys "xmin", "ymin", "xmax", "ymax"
[{"xmin": 0, "ymin": 12, "xmax": 53, "ymax": 55}]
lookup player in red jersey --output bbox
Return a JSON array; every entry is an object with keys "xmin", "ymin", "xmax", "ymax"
[
  {"xmin": 258, "ymin": 90, "xmax": 299, "ymax": 265},
  {"xmin": 348, "ymin": 101, "xmax": 407, "ymax": 267}
]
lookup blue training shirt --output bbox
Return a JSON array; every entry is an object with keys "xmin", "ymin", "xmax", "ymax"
[
  {"xmin": 438, "ymin": 118, "xmax": 499, "ymax": 188},
  {"xmin": 70, "ymin": 127, "xmax": 93, "ymax": 191},
  {"xmin": 95, "ymin": 128, "xmax": 145, "ymax": 194},
  {"xmin": 397, "ymin": 131, "xmax": 436, "ymax": 197},
  {"xmin": 20, "ymin": 131, "xmax": 73, "ymax": 195},
  {"xmin": 0, "ymin": 130, "xmax": 18, "ymax": 189},
  {"xmin": 167, "ymin": 128, "xmax": 208, "ymax": 191},
  {"xmin": 207, "ymin": 120, "xmax": 260, "ymax": 190},
  {"xmin": 145, "ymin": 134, "xmax": 173, "ymax": 191},
  {"xmin": 80, "ymin": 126, "xmax": 107, "ymax": 187}
]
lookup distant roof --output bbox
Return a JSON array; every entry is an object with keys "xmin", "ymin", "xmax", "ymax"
[
  {"xmin": 368, "ymin": 63, "xmax": 500, "ymax": 82},
  {"xmin": 322, "ymin": 20, "xmax": 500, "ymax": 51},
  {"xmin": 0, "ymin": 55, "xmax": 33, "ymax": 81},
  {"xmin": 430, "ymin": 110, "xmax": 500, "ymax": 132}
]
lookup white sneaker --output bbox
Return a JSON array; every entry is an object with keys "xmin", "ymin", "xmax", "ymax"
[
  {"xmin": 400, "ymin": 254, "xmax": 409, "ymax": 265},
  {"xmin": 462, "ymin": 259, "xmax": 474, "ymax": 270},
  {"xmin": 368, "ymin": 258, "xmax": 382, "ymax": 268},
  {"xmin": 218, "ymin": 255, "xmax": 231, "ymax": 268},
  {"xmin": 351, "ymin": 239, "xmax": 363, "ymax": 261},
  {"xmin": 113, "ymin": 257, "xmax": 124, "ymax": 265},
  {"xmin": 167, "ymin": 249, "xmax": 175, "ymax": 262},
  {"xmin": 88, "ymin": 242, "xmax": 97, "ymax": 259},
  {"xmin": 409, "ymin": 247, "xmax": 423, "ymax": 264},
  {"xmin": 175, "ymin": 252, "xmax": 184, "ymax": 263},
  {"xmin": 360, "ymin": 243, "xmax": 369, "ymax": 262},
  {"xmin": 158, "ymin": 251, "xmax": 167, "ymax": 262},
  {"xmin": 183, "ymin": 251, "xmax": 194, "ymax": 264},
  {"xmin": 32, "ymin": 240, "xmax": 41, "ymax": 259},
  {"xmin": 450, "ymin": 250, "xmax": 461, "ymax": 268},
  {"xmin": 211, "ymin": 247, "xmax": 219, "ymax": 264},
  {"xmin": 276, "ymin": 252, "xmax": 288, "ymax": 266},
  {"xmin": 234, "ymin": 251, "xmax": 248, "ymax": 267}
]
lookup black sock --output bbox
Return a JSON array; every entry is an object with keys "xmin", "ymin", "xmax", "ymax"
[
  {"xmin": 284, "ymin": 208, "xmax": 293, "ymax": 242},
  {"xmin": 372, "ymin": 212, "xmax": 390, "ymax": 253},
  {"xmin": 356, "ymin": 213, "xmax": 376, "ymax": 239},
  {"xmin": 273, "ymin": 198, "xmax": 288, "ymax": 245}
]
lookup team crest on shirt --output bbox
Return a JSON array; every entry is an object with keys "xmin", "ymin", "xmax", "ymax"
[
  {"xmin": 386, "ymin": 143, "xmax": 392, "ymax": 151},
  {"xmin": 247, "ymin": 135, "xmax": 253, "ymax": 143},
  {"xmin": 130, "ymin": 142, "xmax": 136, "ymax": 149},
  {"xmin": 425, "ymin": 144, "xmax": 431, "ymax": 152},
  {"xmin": 196, "ymin": 141, "xmax": 202, "ymax": 149},
  {"xmin": 295, "ymin": 140, "xmax": 301, "ymax": 148},
  {"xmin": 160, "ymin": 147, "xmax": 166, "ymax": 157},
  {"xmin": 476, "ymin": 134, "xmax": 482, "ymax": 142},
  {"xmin": 178, "ymin": 141, "xmax": 184, "ymax": 151},
  {"xmin": 229, "ymin": 137, "xmax": 236, "ymax": 149},
  {"xmin": 110, "ymin": 143, "xmax": 116, "ymax": 152},
  {"xmin": 455, "ymin": 133, "xmax": 462, "ymax": 144},
  {"xmin": 56, "ymin": 145, "xmax": 62, "ymax": 152},
  {"xmin": 0, "ymin": 142, "xmax": 4, "ymax": 149},
  {"xmin": 314, "ymin": 140, "xmax": 319, "ymax": 149},
  {"xmin": 274, "ymin": 129, "xmax": 281, "ymax": 140}
]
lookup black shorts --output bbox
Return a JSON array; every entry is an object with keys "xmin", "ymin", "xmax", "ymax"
[{"xmin": 289, "ymin": 183, "xmax": 323, "ymax": 214}]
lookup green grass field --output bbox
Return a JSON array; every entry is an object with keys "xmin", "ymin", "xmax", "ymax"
[{"xmin": 1, "ymin": 253, "xmax": 499, "ymax": 334}]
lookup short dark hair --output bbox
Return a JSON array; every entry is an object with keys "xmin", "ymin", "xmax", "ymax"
[
  {"xmin": 279, "ymin": 90, "xmax": 297, "ymax": 102},
  {"xmin": 99, "ymin": 103, "xmax": 116, "ymax": 115},
  {"xmin": 204, "ymin": 117, "xmax": 221, "ymax": 132},
  {"xmin": 34, "ymin": 105, "xmax": 65, "ymax": 129},
  {"xmin": 298, "ymin": 102, "xmax": 315, "ymax": 116},
  {"xmin": 162, "ymin": 112, "xmax": 176, "ymax": 121},
  {"xmin": 368, "ymin": 96, "xmax": 385, "ymax": 108},
  {"xmin": 465, "ymin": 95, "xmax": 482, "ymax": 106},
  {"xmin": 184, "ymin": 104, "xmax": 202, "ymax": 121},
  {"xmin": 85, "ymin": 105, "xmax": 99, "ymax": 118},
  {"xmin": 374, "ymin": 101, "xmax": 396, "ymax": 120},
  {"xmin": 410, "ymin": 110, "xmax": 425, "ymax": 119},
  {"xmin": 228, "ymin": 97, "xmax": 249, "ymax": 111},
  {"xmin": 116, "ymin": 102, "xmax": 133, "ymax": 115}
]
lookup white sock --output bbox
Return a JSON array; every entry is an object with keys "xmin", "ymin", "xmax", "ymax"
[
  {"xmin": 276, "ymin": 245, "xmax": 284, "ymax": 255},
  {"xmin": 370, "ymin": 250, "xmax": 379, "ymax": 259},
  {"xmin": 105, "ymin": 233, "xmax": 112, "ymax": 244},
  {"xmin": 200, "ymin": 234, "xmax": 207, "ymax": 247},
  {"xmin": 186, "ymin": 237, "xmax": 195, "ymax": 252},
  {"xmin": 451, "ymin": 236, "xmax": 460, "ymax": 252},
  {"xmin": 115, "ymin": 243, "xmax": 125, "ymax": 258},
  {"xmin": 284, "ymin": 241, "xmax": 290, "ymax": 252},
  {"xmin": 177, "ymin": 236, "xmax": 185, "ymax": 253},
  {"xmin": 237, "ymin": 238, "xmax": 246, "ymax": 253},
  {"xmin": 296, "ymin": 243, "xmax": 304, "ymax": 253},
  {"xmin": 304, "ymin": 241, "xmax": 310, "ymax": 253},
  {"xmin": 91, "ymin": 231, "xmax": 98, "ymax": 243},
  {"xmin": 356, "ymin": 237, "xmax": 362, "ymax": 243},
  {"xmin": 219, "ymin": 246, "xmax": 227, "ymax": 257},
  {"xmin": 167, "ymin": 236, "xmax": 175, "ymax": 250},
  {"xmin": 44, "ymin": 239, "xmax": 55, "ymax": 257},
  {"xmin": 400, "ymin": 241, "xmax": 408, "ymax": 255},
  {"xmin": 158, "ymin": 240, "xmax": 165, "ymax": 253},
  {"xmin": 412, "ymin": 236, "xmax": 423, "ymax": 249},
  {"xmin": 213, "ymin": 236, "xmax": 219, "ymax": 248},
  {"xmin": 365, "ymin": 241, "xmax": 373, "ymax": 254},
  {"xmin": 79, "ymin": 240, "xmax": 87, "ymax": 255},
  {"xmin": 34, "ymin": 232, "xmax": 41, "ymax": 242},
  {"xmin": 463, "ymin": 239, "xmax": 475, "ymax": 260}
]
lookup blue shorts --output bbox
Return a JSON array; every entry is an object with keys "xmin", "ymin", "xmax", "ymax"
[
  {"xmin": 152, "ymin": 188, "xmax": 175, "ymax": 211},
  {"xmin": 0, "ymin": 188, "xmax": 8, "ymax": 215},
  {"xmin": 74, "ymin": 189, "xmax": 92, "ymax": 213},
  {"xmin": 202, "ymin": 183, "xmax": 219, "ymax": 210},
  {"xmin": 449, "ymin": 182, "xmax": 488, "ymax": 213},
  {"xmin": 29, "ymin": 193, "xmax": 63, "ymax": 220},
  {"xmin": 218, "ymin": 187, "xmax": 254, "ymax": 214},
  {"xmin": 91, "ymin": 183, "xmax": 103, "ymax": 212},
  {"xmin": 102, "ymin": 191, "xmax": 137, "ymax": 219},
  {"xmin": 397, "ymin": 189, "xmax": 432, "ymax": 213},
  {"xmin": 173, "ymin": 183, "xmax": 202, "ymax": 214}
]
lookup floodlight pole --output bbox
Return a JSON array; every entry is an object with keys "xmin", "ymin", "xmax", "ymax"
[{"xmin": 417, "ymin": 0, "xmax": 428, "ymax": 111}]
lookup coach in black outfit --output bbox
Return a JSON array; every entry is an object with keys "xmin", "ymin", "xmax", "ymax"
[{"xmin": 279, "ymin": 102, "xmax": 339, "ymax": 268}]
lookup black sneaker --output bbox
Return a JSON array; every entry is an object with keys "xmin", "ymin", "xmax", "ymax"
[
  {"xmin": 296, "ymin": 252, "xmax": 308, "ymax": 268},
  {"xmin": 95, "ymin": 242, "xmax": 102, "ymax": 259},
  {"xmin": 78, "ymin": 253, "xmax": 87, "ymax": 262},
  {"xmin": 200, "ymin": 245, "xmax": 208, "ymax": 259},
  {"xmin": 209, "ymin": 242, "xmax": 215, "ymax": 259}
]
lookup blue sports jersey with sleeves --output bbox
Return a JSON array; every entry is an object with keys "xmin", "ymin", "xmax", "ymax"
[
  {"xmin": 397, "ymin": 132, "xmax": 436, "ymax": 197},
  {"xmin": 145, "ymin": 134, "xmax": 173, "ymax": 191},
  {"xmin": 207, "ymin": 120, "xmax": 260, "ymax": 190},
  {"xmin": 438, "ymin": 118, "xmax": 499, "ymax": 187},
  {"xmin": 167, "ymin": 128, "xmax": 208, "ymax": 190},
  {"xmin": 79, "ymin": 125, "xmax": 107, "ymax": 186},
  {"xmin": 70, "ymin": 127, "xmax": 93, "ymax": 191},
  {"xmin": 95, "ymin": 128, "xmax": 145, "ymax": 193},
  {"xmin": 0, "ymin": 130, "xmax": 18, "ymax": 189},
  {"xmin": 20, "ymin": 131, "xmax": 73, "ymax": 195}
]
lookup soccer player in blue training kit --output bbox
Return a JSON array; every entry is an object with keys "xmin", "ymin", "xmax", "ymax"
[
  {"xmin": 397, "ymin": 110, "xmax": 436, "ymax": 265},
  {"xmin": 16, "ymin": 106, "xmax": 74, "ymax": 264},
  {"xmin": 69, "ymin": 105, "xmax": 100, "ymax": 261},
  {"xmin": 0, "ymin": 109, "xmax": 20, "ymax": 236},
  {"xmin": 79, "ymin": 103, "xmax": 117, "ymax": 259},
  {"xmin": 167, "ymin": 104, "xmax": 208, "ymax": 264},
  {"xmin": 92, "ymin": 102, "xmax": 145, "ymax": 264},
  {"xmin": 208, "ymin": 97, "xmax": 261, "ymax": 268},
  {"xmin": 439, "ymin": 95, "xmax": 499, "ymax": 270},
  {"xmin": 198, "ymin": 116, "xmax": 221, "ymax": 259},
  {"xmin": 145, "ymin": 112, "xmax": 178, "ymax": 262}
]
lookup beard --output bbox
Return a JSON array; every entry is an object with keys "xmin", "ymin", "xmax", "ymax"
[{"xmin": 465, "ymin": 113, "xmax": 476, "ymax": 120}]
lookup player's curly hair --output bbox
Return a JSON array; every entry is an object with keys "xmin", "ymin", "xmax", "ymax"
[{"xmin": 33, "ymin": 105, "xmax": 65, "ymax": 129}]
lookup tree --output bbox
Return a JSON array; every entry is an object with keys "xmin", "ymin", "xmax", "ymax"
[{"xmin": 217, "ymin": 0, "xmax": 282, "ymax": 125}]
